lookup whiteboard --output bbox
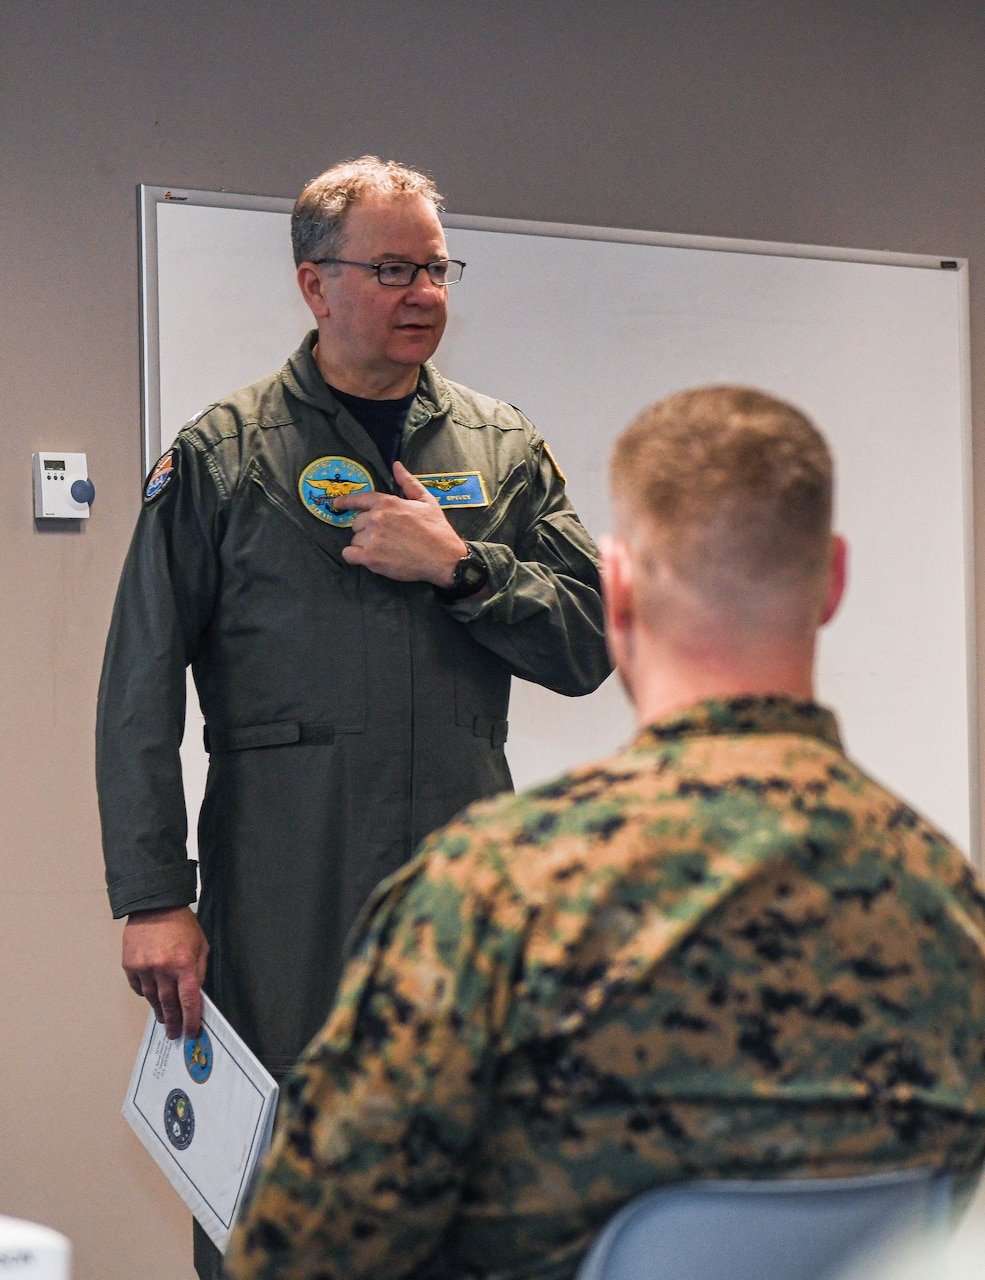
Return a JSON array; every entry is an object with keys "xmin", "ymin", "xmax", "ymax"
[{"xmin": 139, "ymin": 186, "xmax": 977, "ymax": 860}]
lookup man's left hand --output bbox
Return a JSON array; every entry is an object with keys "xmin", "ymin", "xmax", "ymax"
[{"xmin": 337, "ymin": 461, "xmax": 467, "ymax": 586}]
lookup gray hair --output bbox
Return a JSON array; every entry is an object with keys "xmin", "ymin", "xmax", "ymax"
[{"xmin": 291, "ymin": 156, "xmax": 443, "ymax": 267}]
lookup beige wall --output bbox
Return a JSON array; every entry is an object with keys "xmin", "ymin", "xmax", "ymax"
[{"xmin": 2, "ymin": 3, "xmax": 984, "ymax": 1276}]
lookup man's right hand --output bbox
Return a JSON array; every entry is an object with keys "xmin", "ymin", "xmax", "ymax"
[{"xmin": 122, "ymin": 905, "xmax": 209, "ymax": 1040}]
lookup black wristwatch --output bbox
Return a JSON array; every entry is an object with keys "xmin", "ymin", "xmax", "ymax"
[{"xmin": 435, "ymin": 542, "xmax": 489, "ymax": 601}]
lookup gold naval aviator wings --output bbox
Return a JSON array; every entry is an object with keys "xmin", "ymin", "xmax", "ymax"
[{"xmin": 415, "ymin": 471, "xmax": 490, "ymax": 508}]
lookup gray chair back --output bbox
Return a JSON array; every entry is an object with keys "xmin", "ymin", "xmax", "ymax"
[{"xmin": 574, "ymin": 1169, "xmax": 952, "ymax": 1280}]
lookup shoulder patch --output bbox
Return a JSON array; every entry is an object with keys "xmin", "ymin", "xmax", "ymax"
[
  {"xmin": 143, "ymin": 448, "xmax": 178, "ymax": 504},
  {"xmin": 541, "ymin": 440, "xmax": 567, "ymax": 487}
]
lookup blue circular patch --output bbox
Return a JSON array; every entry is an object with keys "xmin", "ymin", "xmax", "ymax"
[
  {"xmin": 299, "ymin": 456, "xmax": 374, "ymax": 527},
  {"xmin": 164, "ymin": 1088, "xmax": 195, "ymax": 1150},
  {"xmin": 184, "ymin": 1028, "xmax": 213, "ymax": 1084},
  {"xmin": 144, "ymin": 448, "xmax": 177, "ymax": 504}
]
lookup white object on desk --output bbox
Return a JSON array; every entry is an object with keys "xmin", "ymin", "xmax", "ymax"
[{"xmin": 0, "ymin": 1216, "xmax": 71, "ymax": 1278}]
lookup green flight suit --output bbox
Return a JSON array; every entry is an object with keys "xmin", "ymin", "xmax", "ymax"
[{"xmin": 96, "ymin": 333, "xmax": 610, "ymax": 1079}]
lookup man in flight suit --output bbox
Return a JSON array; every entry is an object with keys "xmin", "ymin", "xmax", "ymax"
[{"xmin": 96, "ymin": 157, "xmax": 610, "ymax": 1277}]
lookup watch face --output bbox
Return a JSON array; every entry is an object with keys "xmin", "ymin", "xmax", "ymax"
[
  {"xmin": 441, "ymin": 545, "xmax": 489, "ymax": 599},
  {"xmin": 461, "ymin": 556, "xmax": 487, "ymax": 589}
]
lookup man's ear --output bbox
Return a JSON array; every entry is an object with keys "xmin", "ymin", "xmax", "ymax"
[
  {"xmin": 297, "ymin": 263, "xmax": 330, "ymax": 319},
  {"xmin": 599, "ymin": 533, "xmax": 636, "ymax": 677},
  {"xmin": 821, "ymin": 534, "xmax": 848, "ymax": 626}
]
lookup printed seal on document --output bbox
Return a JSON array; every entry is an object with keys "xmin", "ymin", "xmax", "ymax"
[{"xmin": 164, "ymin": 1088, "xmax": 195, "ymax": 1150}]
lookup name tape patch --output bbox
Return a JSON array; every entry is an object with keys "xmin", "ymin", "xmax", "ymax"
[{"xmin": 416, "ymin": 471, "xmax": 489, "ymax": 508}]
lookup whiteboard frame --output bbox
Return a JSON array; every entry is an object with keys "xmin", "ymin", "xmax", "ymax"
[
  {"xmin": 136, "ymin": 184, "xmax": 979, "ymax": 864},
  {"xmin": 139, "ymin": 185, "xmax": 966, "ymax": 472},
  {"xmin": 140, "ymin": 187, "xmax": 297, "ymax": 474}
]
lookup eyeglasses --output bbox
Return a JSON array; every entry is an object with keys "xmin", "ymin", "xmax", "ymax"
[{"xmin": 310, "ymin": 257, "xmax": 466, "ymax": 287}]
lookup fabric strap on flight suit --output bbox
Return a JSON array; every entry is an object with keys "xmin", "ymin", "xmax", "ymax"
[
  {"xmin": 472, "ymin": 715, "xmax": 509, "ymax": 747},
  {"xmin": 204, "ymin": 718, "xmax": 506, "ymax": 751},
  {"xmin": 203, "ymin": 721, "xmax": 338, "ymax": 752}
]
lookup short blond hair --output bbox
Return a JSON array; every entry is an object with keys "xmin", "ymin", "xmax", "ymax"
[
  {"xmin": 291, "ymin": 156, "xmax": 443, "ymax": 266},
  {"xmin": 611, "ymin": 386, "xmax": 833, "ymax": 600}
]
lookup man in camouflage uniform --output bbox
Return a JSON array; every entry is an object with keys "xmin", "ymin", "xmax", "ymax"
[{"xmin": 225, "ymin": 387, "xmax": 985, "ymax": 1280}]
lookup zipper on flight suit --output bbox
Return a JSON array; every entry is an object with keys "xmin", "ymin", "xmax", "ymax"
[{"xmin": 396, "ymin": 403, "xmax": 433, "ymax": 862}]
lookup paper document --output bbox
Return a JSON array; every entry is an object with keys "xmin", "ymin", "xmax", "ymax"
[{"xmin": 123, "ymin": 993, "xmax": 279, "ymax": 1252}]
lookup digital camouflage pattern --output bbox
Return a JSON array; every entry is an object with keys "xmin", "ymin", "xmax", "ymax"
[{"xmin": 225, "ymin": 697, "xmax": 985, "ymax": 1280}]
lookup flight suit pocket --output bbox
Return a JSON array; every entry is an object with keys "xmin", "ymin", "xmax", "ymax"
[
  {"xmin": 246, "ymin": 460, "xmax": 352, "ymax": 567},
  {"xmin": 441, "ymin": 460, "xmax": 529, "ymax": 546},
  {"xmin": 453, "ymin": 645, "xmax": 511, "ymax": 744},
  {"xmin": 214, "ymin": 462, "xmax": 368, "ymax": 733}
]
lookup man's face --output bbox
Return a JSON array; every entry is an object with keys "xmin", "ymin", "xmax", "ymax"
[{"xmin": 310, "ymin": 193, "xmax": 449, "ymax": 393}]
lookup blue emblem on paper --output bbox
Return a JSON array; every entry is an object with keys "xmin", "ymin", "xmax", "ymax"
[
  {"xmin": 416, "ymin": 471, "xmax": 489, "ymax": 508},
  {"xmin": 164, "ymin": 1088, "xmax": 195, "ymax": 1150},
  {"xmin": 184, "ymin": 1028, "xmax": 213, "ymax": 1084},
  {"xmin": 299, "ymin": 456, "xmax": 375, "ymax": 527}
]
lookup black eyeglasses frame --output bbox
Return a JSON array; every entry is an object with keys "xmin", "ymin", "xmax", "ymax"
[{"xmin": 308, "ymin": 257, "xmax": 466, "ymax": 287}]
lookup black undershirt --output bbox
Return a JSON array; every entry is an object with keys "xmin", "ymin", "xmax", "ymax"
[{"xmin": 330, "ymin": 384, "xmax": 416, "ymax": 473}]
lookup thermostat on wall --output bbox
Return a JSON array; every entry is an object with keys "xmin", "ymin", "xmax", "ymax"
[{"xmin": 33, "ymin": 451, "xmax": 95, "ymax": 519}]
